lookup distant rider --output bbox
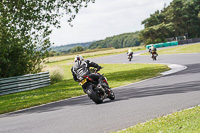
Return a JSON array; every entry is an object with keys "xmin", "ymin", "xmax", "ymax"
[
  {"xmin": 127, "ymin": 48, "xmax": 133, "ymax": 59},
  {"xmin": 71, "ymin": 55, "xmax": 108, "ymax": 93},
  {"xmin": 149, "ymin": 44, "xmax": 158, "ymax": 57}
]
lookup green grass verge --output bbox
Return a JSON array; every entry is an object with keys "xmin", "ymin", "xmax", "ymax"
[
  {"xmin": 116, "ymin": 105, "xmax": 200, "ymax": 133},
  {"xmin": 142, "ymin": 43, "xmax": 200, "ymax": 55},
  {"xmin": 0, "ymin": 63, "xmax": 169, "ymax": 114}
]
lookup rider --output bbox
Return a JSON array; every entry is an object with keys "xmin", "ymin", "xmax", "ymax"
[
  {"xmin": 127, "ymin": 48, "xmax": 133, "ymax": 59},
  {"xmin": 71, "ymin": 55, "xmax": 108, "ymax": 93},
  {"xmin": 148, "ymin": 44, "xmax": 158, "ymax": 57}
]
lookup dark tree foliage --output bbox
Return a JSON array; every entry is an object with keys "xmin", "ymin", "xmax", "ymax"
[
  {"xmin": 70, "ymin": 45, "xmax": 84, "ymax": 53},
  {"xmin": 140, "ymin": 0, "xmax": 200, "ymax": 44},
  {"xmin": 89, "ymin": 31, "xmax": 141, "ymax": 49},
  {"xmin": 0, "ymin": 0, "xmax": 95, "ymax": 78}
]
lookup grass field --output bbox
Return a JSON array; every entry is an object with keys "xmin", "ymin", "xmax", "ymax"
[
  {"xmin": 0, "ymin": 63, "xmax": 169, "ymax": 114},
  {"xmin": 142, "ymin": 43, "xmax": 200, "ymax": 55},
  {"xmin": 116, "ymin": 105, "xmax": 200, "ymax": 133}
]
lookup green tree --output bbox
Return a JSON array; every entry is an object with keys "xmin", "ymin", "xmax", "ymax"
[
  {"xmin": 140, "ymin": 22, "xmax": 174, "ymax": 44},
  {"xmin": 140, "ymin": 0, "xmax": 200, "ymax": 44},
  {"xmin": 165, "ymin": 0, "xmax": 185, "ymax": 36},
  {"xmin": 0, "ymin": 0, "xmax": 95, "ymax": 78},
  {"xmin": 70, "ymin": 45, "xmax": 84, "ymax": 53},
  {"xmin": 142, "ymin": 10, "xmax": 164, "ymax": 28}
]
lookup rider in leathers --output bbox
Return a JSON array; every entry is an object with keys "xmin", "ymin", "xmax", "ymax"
[
  {"xmin": 71, "ymin": 55, "xmax": 108, "ymax": 93},
  {"xmin": 127, "ymin": 48, "xmax": 133, "ymax": 59},
  {"xmin": 149, "ymin": 44, "xmax": 158, "ymax": 57}
]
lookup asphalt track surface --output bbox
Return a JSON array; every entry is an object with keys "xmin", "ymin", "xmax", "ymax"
[{"xmin": 0, "ymin": 44, "xmax": 200, "ymax": 133}]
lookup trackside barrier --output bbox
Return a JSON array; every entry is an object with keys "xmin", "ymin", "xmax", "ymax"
[
  {"xmin": 0, "ymin": 72, "xmax": 51, "ymax": 96},
  {"xmin": 146, "ymin": 37, "xmax": 200, "ymax": 49},
  {"xmin": 146, "ymin": 45, "xmax": 151, "ymax": 49},
  {"xmin": 146, "ymin": 41, "xmax": 179, "ymax": 49}
]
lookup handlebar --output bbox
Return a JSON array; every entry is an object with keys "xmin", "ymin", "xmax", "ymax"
[{"xmin": 90, "ymin": 67, "xmax": 104, "ymax": 73}]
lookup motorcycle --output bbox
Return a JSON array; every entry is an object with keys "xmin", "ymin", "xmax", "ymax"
[
  {"xmin": 78, "ymin": 67, "xmax": 115, "ymax": 104},
  {"xmin": 151, "ymin": 51, "xmax": 157, "ymax": 61},
  {"xmin": 127, "ymin": 52, "xmax": 133, "ymax": 61}
]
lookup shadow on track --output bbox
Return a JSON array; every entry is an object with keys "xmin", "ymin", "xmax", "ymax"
[
  {"xmin": 115, "ymin": 80, "xmax": 200, "ymax": 101},
  {"xmin": 5, "ymin": 80, "xmax": 200, "ymax": 117}
]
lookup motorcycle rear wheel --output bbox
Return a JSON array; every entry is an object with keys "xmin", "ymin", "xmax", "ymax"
[
  {"xmin": 152, "ymin": 55, "xmax": 156, "ymax": 61},
  {"xmin": 87, "ymin": 87, "xmax": 103, "ymax": 104}
]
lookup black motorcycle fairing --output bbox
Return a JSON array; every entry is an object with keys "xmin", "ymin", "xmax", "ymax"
[{"xmin": 78, "ymin": 68, "xmax": 115, "ymax": 104}]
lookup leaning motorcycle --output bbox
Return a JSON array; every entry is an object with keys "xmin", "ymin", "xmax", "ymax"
[{"xmin": 79, "ymin": 67, "xmax": 115, "ymax": 104}]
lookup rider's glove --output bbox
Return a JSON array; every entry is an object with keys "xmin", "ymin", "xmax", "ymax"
[{"xmin": 97, "ymin": 66, "xmax": 102, "ymax": 71}]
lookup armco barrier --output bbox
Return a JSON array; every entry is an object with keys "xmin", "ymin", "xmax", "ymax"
[
  {"xmin": 146, "ymin": 38, "xmax": 200, "ymax": 49},
  {"xmin": 146, "ymin": 41, "xmax": 178, "ymax": 49},
  {"xmin": 163, "ymin": 42, "xmax": 170, "ymax": 47},
  {"xmin": 170, "ymin": 41, "xmax": 178, "ymax": 46},
  {"xmin": 0, "ymin": 72, "xmax": 50, "ymax": 95},
  {"xmin": 156, "ymin": 43, "xmax": 164, "ymax": 48},
  {"xmin": 146, "ymin": 44, "xmax": 152, "ymax": 49}
]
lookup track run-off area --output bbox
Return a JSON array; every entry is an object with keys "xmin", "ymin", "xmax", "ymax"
[{"xmin": 0, "ymin": 43, "xmax": 200, "ymax": 133}]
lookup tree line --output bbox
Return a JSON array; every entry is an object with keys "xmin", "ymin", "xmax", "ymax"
[
  {"xmin": 89, "ymin": 32, "xmax": 141, "ymax": 49},
  {"xmin": 48, "ymin": 32, "xmax": 141, "ymax": 56},
  {"xmin": 48, "ymin": 45, "xmax": 86, "ymax": 57}
]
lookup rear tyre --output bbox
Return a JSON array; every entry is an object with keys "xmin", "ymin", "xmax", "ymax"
[
  {"xmin": 87, "ymin": 86, "xmax": 103, "ymax": 104},
  {"xmin": 152, "ymin": 55, "xmax": 156, "ymax": 61}
]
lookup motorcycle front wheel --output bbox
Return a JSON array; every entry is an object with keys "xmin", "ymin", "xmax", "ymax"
[{"xmin": 108, "ymin": 89, "xmax": 115, "ymax": 100}]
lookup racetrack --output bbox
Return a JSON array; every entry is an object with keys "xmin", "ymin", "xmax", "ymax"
[{"xmin": 0, "ymin": 44, "xmax": 200, "ymax": 133}]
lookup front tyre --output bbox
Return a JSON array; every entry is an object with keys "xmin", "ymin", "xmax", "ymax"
[{"xmin": 108, "ymin": 89, "xmax": 115, "ymax": 100}]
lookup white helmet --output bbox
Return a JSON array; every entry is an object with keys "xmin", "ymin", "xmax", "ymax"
[{"xmin": 74, "ymin": 55, "xmax": 84, "ymax": 62}]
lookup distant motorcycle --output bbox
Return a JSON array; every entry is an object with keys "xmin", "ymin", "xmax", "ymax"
[
  {"xmin": 151, "ymin": 51, "xmax": 157, "ymax": 61},
  {"xmin": 79, "ymin": 67, "xmax": 115, "ymax": 104},
  {"xmin": 127, "ymin": 52, "xmax": 133, "ymax": 61}
]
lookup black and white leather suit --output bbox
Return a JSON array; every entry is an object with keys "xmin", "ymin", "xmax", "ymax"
[{"xmin": 71, "ymin": 60, "xmax": 105, "ymax": 91}]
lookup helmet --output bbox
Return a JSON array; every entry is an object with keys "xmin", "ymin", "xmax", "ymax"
[{"xmin": 74, "ymin": 55, "xmax": 84, "ymax": 62}]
